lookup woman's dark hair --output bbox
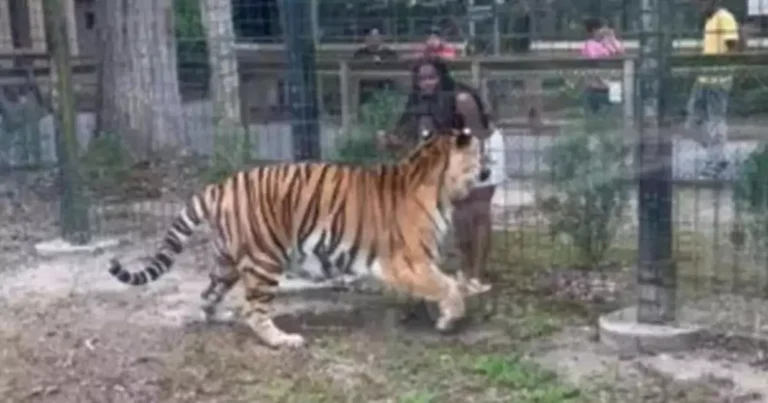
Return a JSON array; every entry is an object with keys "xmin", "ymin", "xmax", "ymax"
[
  {"xmin": 584, "ymin": 17, "xmax": 604, "ymax": 35},
  {"xmin": 394, "ymin": 57, "xmax": 490, "ymax": 142}
]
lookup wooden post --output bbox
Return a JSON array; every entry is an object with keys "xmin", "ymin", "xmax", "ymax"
[
  {"xmin": 470, "ymin": 60, "xmax": 481, "ymax": 89},
  {"xmin": 0, "ymin": 0, "xmax": 11, "ymax": 49},
  {"xmin": 622, "ymin": 58, "xmax": 635, "ymax": 133},
  {"xmin": 0, "ymin": 0, "xmax": 12, "ymax": 67},
  {"xmin": 63, "ymin": 0, "xmax": 78, "ymax": 56},
  {"xmin": 310, "ymin": 0, "xmax": 319, "ymax": 48},
  {"xmin": 43, "ymin": 0, "xmax": 91, "ymax": 244},
  {"xmin": 471, "ymin": 59, "xmax": 490, "ymax": 112},
  {"xmin": 28, "ymin": 0, "xmax": 47, "ymax": 52},
  {"xmin": 523, "ymin": 74, "xmax": 543, "ymax": 130}
]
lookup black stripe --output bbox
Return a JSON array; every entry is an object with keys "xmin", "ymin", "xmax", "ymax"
[
  {"xmin": 214, "ymin": 182, "xmax": 227, "ymax": 238},
  {"xmin": 244, "ymin": 173, "xmax": 282, "ymax": 264},
  {"xmin": 420, "ymin": 239, "xmax": 435, "ymax": 261},
  {"xmin": 231, "ymin": 171, "xmax": 243, "ymax": 235},
  {"xmin": 172, "ymin": 219, "xmax": 193, "ymax": 237},
  {"xmin": 242, "ymin": 266, "xmax": 279, "ymax": 286},
  {"xmin": 244, "ymin": 288, "xmax": 276, "ymax": 303},
  {"xmin": 165, "ymin": 233, "xmax": 183, "ymax": 254},
  {"xmin": 132, "ymin": 272, "xmax": 148, "ymax": 285},
  {"xmin": 146, "ymin": 266, "xmax": 160, "ymax": 280},
  {"xmin": 117, "ymin": 269, "xmax": 130, "ymax": 283},
  {"xmin": 261, "ymin": 168, "xmax": 291, "ymax": 262},
  {"xmin": 365, "ymin": 241, "xmax": 378, "ymax": 268},
  {"xmin": 296, "ymin": 166, "xmax": 329, "ymax": 247},
  {"xmin": 186, "ymin": 198, "xmax": 202, "ymax": 224},
  {"xmin": 154, "ymin": 252, "xmax": 173, "ymax": 268}
]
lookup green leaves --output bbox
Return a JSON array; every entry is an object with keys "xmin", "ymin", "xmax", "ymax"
[{"xmin": 539, "ymin": 124, "xmax": 631, "ymax": 269}]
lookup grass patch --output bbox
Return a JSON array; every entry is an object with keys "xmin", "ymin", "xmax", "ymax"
[
  {"xmin": 492, "ymin": 228, "xmax": 716, "ymax": 278},
  {"xmin": 133, "ymin": 326, "xmax": 583, "ymax": 403}
]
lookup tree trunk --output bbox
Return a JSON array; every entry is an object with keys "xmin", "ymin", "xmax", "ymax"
[
  {"xmin": 43, "ymin": 0, "xmax": 90, "ymax": 244},
  {"xmin": 200, "ymin": 0, "xmax": 241, "ymax": 129},
  {"xmin": 200, "ymin": 0, "xmax": 247, "ymax": 167},
  {"xmin": 96, "ymin": 0, "xmax": 184, "ymax": 161}
]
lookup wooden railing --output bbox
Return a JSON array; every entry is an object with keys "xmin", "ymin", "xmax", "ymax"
[
  {"xmin": 238, "ymin": 52, "xmax": 768, "ymax": 133},
  {"xmin": 3, "ymin": 50, "xmax": 768, "ymax": 134}
]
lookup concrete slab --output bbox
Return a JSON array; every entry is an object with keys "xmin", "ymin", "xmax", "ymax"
[
  {"xmin": 34, "ymin": 237, "xmax": 123, "ymax": 257},
  {"xmin": 599, "ymin": 306, "xmax": 706, "ymax": 355}
]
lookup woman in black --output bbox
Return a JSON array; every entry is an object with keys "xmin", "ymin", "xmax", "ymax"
[{"xmin": 380, "ymin": 57, "xmax": 506, "ymax": 286}]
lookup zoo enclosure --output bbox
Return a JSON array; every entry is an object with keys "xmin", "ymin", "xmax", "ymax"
[{"xmin": 2, "ymin": 0, "xmax": 768, "ymax": 336}]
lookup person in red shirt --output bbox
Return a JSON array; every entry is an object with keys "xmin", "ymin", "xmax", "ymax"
[{"xmin": 423, "ymin": 27, "xmax": 457, "ymax": 59}]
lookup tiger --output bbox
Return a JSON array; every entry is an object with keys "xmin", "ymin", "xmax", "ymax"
[{"xmin": 107, "ymin": 128, "xmax": 492, "ymax": 348}]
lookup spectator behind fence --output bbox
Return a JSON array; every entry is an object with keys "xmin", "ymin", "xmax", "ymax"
[
  {"xmin": 580, "ymin": 18, "xmax": 625, "ymax": 115},
  {"xmin": 685, "ymin": 0, "xmax": 741, "ymax": 179},
  {"xmin": 353, "ymin": 28, "xmax": 399, "ymax": 106},
  {"xmin": 422, "ymin": 27, "xmax": 457, "ymax": 60},
  {"xmin": 378, "ymin": 57, "xmax": 507, "ymax": 287},
  {"xmin": 353, "ymin": 28, "xmax": 398, "ymax": 61}
]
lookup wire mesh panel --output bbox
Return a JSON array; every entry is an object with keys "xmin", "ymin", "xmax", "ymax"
[{"xmin": 3, "ymin": 0, "xmax": 768, "ymax": 401}]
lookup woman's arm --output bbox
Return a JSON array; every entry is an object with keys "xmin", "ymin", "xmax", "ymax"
[
  {"xmin": 455, "ymin": 91, "xmax": 490, "ymax": 140},
  {"xmin": 381, "ymin": 99, "xmax": 420, "ymax": 152}
]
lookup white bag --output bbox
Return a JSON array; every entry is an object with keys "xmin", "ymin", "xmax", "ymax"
[
  {"xmin": 475, "ymin": 128, "xmax": 507, "ymax": 188},
  {"xmin": 607, "ymin": 80, "xmax": 622, "ymax": 103}
]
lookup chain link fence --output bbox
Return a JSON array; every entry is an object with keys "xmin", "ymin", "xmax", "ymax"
[
  {"xmin": 0, "ymin": 0, "xmax": 767, "ymax": 319},
  {"xmin": 1, "ymin": 1, "xmax": 768, "ymax": 400}
]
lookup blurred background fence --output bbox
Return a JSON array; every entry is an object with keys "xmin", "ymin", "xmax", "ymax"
[{"xmin": 2, "ymin": 0, "xmax": 768, "ymax": 335}]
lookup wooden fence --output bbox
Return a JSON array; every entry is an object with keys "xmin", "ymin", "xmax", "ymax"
[
  {"xmin": 238, "ymin": 52, "xmax": 768, "ymax": 135},
  {"xmin": 3, "ymin": 51, "xmax": 768, "ymax": 136}
]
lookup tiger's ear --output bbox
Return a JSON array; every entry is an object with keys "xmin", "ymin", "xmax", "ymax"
[{"xmin": 455, "ymin": 127, "xmax": 472, "ymax": 149}]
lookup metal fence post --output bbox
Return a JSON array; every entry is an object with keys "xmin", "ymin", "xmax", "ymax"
[
  {"xmin": 279, "ymin": 0, "xmax": 321, "ymax": 161},
  {"xmin": 622, "ymin": 58, "xmax": 635, "ymax": 133},
  {"xmin": 43, "ymin": 0, "xmax": 90, "ymax": 245},
  {"xmin": 636, "ymin": 0, "xmax": 675, "ymax": 323}
]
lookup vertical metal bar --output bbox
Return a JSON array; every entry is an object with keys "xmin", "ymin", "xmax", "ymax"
[
  {"xmin": 622, "ymin": 58, "xmax": 635, "ymax": 133},
  {"xmin": 43, "ymin": 0, "xmax": 90, "ymax": 244},
  {"xmin": 468, "ymin": 0, "xmax": 476, "ymax": 40},
  {"xmin": 492, "ymin": 2, "xmax": 500, "ymax": 55},
  {"xmin": 339, "ymin": 60, "xmax": 350, "ymax": 135},
  {"xmin": 310, "ymin": 0, "xmax": 319, "ymax": 48},
  {"xmin": 636, "ymin": 0, "xmax": 675, "ymax": 323},
  {"xmin": 279, "ymin": 0, "xmax": 321, "ymax": 161}
]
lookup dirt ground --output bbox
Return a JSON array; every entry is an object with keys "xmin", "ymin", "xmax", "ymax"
[
  {"xmin": 1, "ymin": 168, "xmax": 767, "ymax": 402},
  {"xmin": 1, "ymin": 236, "xmax": 767, "ymax": 403}
]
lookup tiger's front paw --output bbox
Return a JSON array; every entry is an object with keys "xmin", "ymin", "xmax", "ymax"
[{"xmin": 270, "ymin": 333, "xmax": 306, "ymax": 348}]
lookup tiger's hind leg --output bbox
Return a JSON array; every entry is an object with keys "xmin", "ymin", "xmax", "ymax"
[
  {"xmin": 239, "ymin": 257, "xmax": 305, "ymax": 348},
  {"xmin": 200, "ymin": 245, "xmax": 240, "ymax": 322}
]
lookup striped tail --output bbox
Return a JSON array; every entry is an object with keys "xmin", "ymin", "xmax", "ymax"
[{"xmin": 108, "ymin": 195, "xmax": 208, "ymax": 286}]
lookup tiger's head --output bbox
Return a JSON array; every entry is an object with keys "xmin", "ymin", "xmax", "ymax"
[{"xmin": 402, "ymin": 128, "xmax": 490, "ymax": 201}]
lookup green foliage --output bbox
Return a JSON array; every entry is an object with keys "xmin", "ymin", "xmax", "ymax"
[
  {"xmin": 471, "ymin": 355, "xmax": 581, "ymax": 402},
  {"xmin": 80, "ymin": 132, "xmax": 132, "ymax": 191},
  {"xmin": 333, "ymin": 90, "xmax": 405, "ymax": 164},
  {"xmin": 174, "ymin": 0, "xmax": 204, "ymax": 40},
  {"xmin": 732, "ymin": 145, "xmax": 768, "ymax": 263},
  {"xmin": 538, "ymin": 122, "xmax": 631, "ymax": 269},
  {"xmin": 174, "ymin": 0, "xmax": 209, "ymax": 91},
  {"xmin": 203, "ymin": 127, "xmax": 253, "ymax": 184},
  {"xmin": 730, "ymin": 72, "xmax": 768, "ymax": 117}
]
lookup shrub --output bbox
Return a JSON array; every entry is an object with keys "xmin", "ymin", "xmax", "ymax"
[
  {"xmin": 732, "ymin": 145, "xmax": 768, "ymax": 264},
  {"xmin": 333, "ymin": 89, "xmax": 405, "ymax": 164},
  {"xmin": 538, "ymin": 122, "xmax": 631, "ymax": 269},
  {"xmin": 204, "ymin": 127, "xmax": 252, "ymax": 184},
  {"xmin": 81, "ymin": 131, "xmax": 132, "ymax": 191}
]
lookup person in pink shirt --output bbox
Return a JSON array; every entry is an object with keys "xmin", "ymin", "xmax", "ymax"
[{"xmin": 580, "ymin": 18, "xmax": 624, "ymax": 114}]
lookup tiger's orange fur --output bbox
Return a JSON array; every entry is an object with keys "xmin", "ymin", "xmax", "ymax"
[{"xmin": 107, "ymin": 129, "xmax": 489, "ymax": 348}]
